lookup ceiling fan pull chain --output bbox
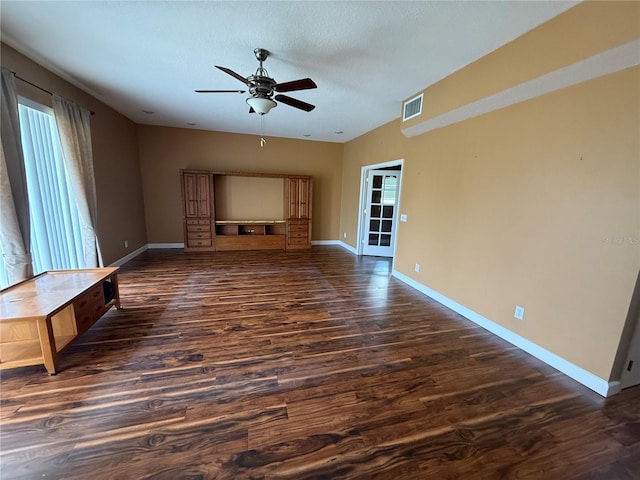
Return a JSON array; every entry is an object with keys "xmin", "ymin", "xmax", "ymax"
[{"xmin": 260, "ymin": 115, "xmax": 266, "ymax": 147}]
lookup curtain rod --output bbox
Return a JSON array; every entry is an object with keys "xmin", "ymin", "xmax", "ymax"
[{"xmin": 13, "ymin": 72, "xmax": 95, "ymax": 115}]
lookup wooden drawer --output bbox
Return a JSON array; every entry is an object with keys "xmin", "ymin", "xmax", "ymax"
[
  {"xmin": 187, "ymin": 224, "xmax": 211, "ymax": 233},
  {"xmin": 74, "ymin": 284, "xmax": 105, "ymax": 333},
  {"xmin": 288, "ymin": 236, "xmax": 309, "ymax": 245},
  {"xmin": 288, "ymin": 219, "xmax": 307, "ymax": 225},
  {"xmin": 288, "ymin": 234, "xmax": 309, "ymax": 242},
  {"xmin": 216, "ymin": 235, "xmax": 284, "ymax": 251},
  {"xmin": 288, "ymin": 220, "xmax": 308, "ymax": 234},
  {"xmin": 288, "ymin": 229, "xmax": 308, "ymax": 238},
  {"xmin": 186, "ymin": 219, "xmax": 211, "ymax": 225},
  {"xmin": 187, "ymin": 239, "xmax": 212, "ymax": 247},
  {"xmin": 187, "ymin": 231, "xmax": 211, "ymax": 240},
  {"xmin": 288, "ymin": 224, "xmax": 308, "ymax": 233}
]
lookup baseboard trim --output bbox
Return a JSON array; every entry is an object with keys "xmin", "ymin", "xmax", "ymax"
[
  {"xmin": 109, "ymin": 244, "xmax": 148, "ymax": 267},
  {"xmin": 338, "ymin": 241, "xmax": 358, "ymax": 255},
  {"xmin": 392, "ymin": 269, "xmax": 615, "ymax": 397},
  {"xmin": 607, "ymin": 381, "xmax": 622, "ymax": 397},
  {"xmin": 148, "ymin": 243, "xmax": 185, "ymax": 249},
  {"xmin": 311, "ymin": 240, "xmax": 340, "ymax": 246}
]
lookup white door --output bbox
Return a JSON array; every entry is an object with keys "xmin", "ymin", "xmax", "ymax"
[
  {"xmin": 362, "ymin": 170, "xmax": 400, "ymax": 257},
  {"xmin": 621, "ymin": 316, "xmax": 640, "ymax": 389}
]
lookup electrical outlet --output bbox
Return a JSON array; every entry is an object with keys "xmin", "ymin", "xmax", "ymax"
[
  {"xmin": 124, "ymin": 240, "xmax": 128, "ymax": 249},
  {"xmin": 343, "ymin": 232, "xmax": 347, "ymax": 239},
  {"xmin": 514, "ymin": 305, "xmax": 525, "ymax": 320},
  {"xmin": 414, "ymin": 263, "xmax": 420, "ymax": 272},
  {"xmin": 400, "ymin": 214, "xmax": 408, "ymax": 222}
]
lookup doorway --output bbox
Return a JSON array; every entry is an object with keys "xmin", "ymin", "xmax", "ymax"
[
  {"xmin": 357, "ymin": 160, "xmax": 403, "ymax": 258},
  {"xmin": 619, "ymin": 270, "xmax": 640, "ymax": 390},
  {"xmin": 620, "ymin": 318, "xmax": 640, "ymax": 390}
]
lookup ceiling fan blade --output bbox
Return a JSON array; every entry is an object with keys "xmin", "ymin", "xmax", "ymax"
[
  {"xmin": 215, "ymin": 66, "xmax": 252, "ymax": 86},
  {"xmin": 195, "ymin": 89, "xmax": 246, "ymax": 93},
  {"xmin": 274, "ymin": 78, "xmax": 317, "ymax": 92},
  {"xmin": 274, "ymin": 94, "xmax": 315, "ymax": 112}
]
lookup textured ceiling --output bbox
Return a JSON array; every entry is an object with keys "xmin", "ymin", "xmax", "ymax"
[{"xmin": 0, "ymin": 1, "xmax": 578, "ymax": 143}]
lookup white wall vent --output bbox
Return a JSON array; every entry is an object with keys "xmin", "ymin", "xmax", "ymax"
[{"xmin": 402, "ymin": 93, "xmax": 423, "ymax": 121}]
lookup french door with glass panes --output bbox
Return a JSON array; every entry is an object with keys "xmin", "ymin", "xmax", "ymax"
[{"xmin": 362, "ymin": 170, "xmax": 400, "ymax": 257}]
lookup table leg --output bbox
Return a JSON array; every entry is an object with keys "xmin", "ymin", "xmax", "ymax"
[
  {"xmin": 36, "ymin": 316, "xmax": 58, "ymax": 375},
  {"xmin": 111, "ymin": 274, "xmax": 122, "ymax": 310}
]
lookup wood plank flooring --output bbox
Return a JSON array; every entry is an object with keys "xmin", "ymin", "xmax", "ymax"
[{"xmin": 1, "ymin": 247, "xmax": 639, "ymax": 479}]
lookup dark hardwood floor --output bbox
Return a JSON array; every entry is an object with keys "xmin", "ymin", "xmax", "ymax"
[{"xmin": 1, "ymin": 247, "xmax": 639, "ymax": 479}]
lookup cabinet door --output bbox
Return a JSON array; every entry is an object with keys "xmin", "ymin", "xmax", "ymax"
[
  {"xmin": 196, "ymin": 173, "xmax": 211, "ymax": 217},
  {"xmin": 183, "ymin": 172, "xmax": 212, "ymax": 218},
  {"xmin": 288, "ymin": 178, "xmax": 300, "ymax": 218},
  {"xmin": 287, "ymin": 177, "xmax": 312, "ymax": 219},
  {"xmin": 297, "ymin": 178, "xmax": 310, "ymax": 219},
  {"xmin": 183, "ymin": 172, "xmax": 198, "ymax": 218}
]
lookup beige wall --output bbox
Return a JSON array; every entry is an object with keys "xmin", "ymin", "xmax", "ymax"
[
  {"xmin": 340, "ymin": 4, "xmax": 640, "ymax": 381},
  {"xmin": 402, "ymin": 1, "xmax": 640, "ymax": 129},
  {"xmin": 214, "ymin": 176, "xmax": 284, "ymax": 221},
  {"xmin": 136, "ymin": 126, "xmax": 343, "ymax": 243},
  {"xmin": 1, "ymin": 44, "xmax": 147, "ymax": 265}
]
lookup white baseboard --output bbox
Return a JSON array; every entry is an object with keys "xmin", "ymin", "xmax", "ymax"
[
  {"xmin": 338, "ymin": 241, "xmax": 358, "ymax": 255},
  {"xmin": 392, "ymin": 269, "xmax": 617, "ymax": 397},
  {"xmin": 148, "ymin": 243, "xmax": 185, "ymax": 249},
  {"xmin": 109, "ymin": 244, "xmax": 148, "ymax": 267},
  {"xmin": 311, "ymin": 240, "xmax": 340, "ymax": 246},
  {"xmin": 607, "ymin": 381, "xmax": 622, "ymax": 396},
  {"xmin": 109, "ymin": 243, "xmax": 182, "ymax": 268}
]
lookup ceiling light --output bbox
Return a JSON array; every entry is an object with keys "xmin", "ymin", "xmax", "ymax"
[
  {"xmin": 334, "ymin": 130, "xmax": 343, "ymax": 134},
  {"xmin": 246, "ymin": 97, "xmax": 277, "ymax": 115},
  {"xmin": 303, "ymin": 133, "xmax": 311, "ymax": 137}
]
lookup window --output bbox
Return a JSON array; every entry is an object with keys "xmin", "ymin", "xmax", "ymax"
[
  {"xmin": 381, "ymin": 175, "xmax": 398, "ymax": 205},
  {"xmin": 0, "ymin": 99, "xmax": 83, "ymax": 288}
]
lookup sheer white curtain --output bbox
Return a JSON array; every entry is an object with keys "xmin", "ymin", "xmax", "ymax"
[
  {"xmin": 52, "ymin": 95, "xmax": 102, "ymax": 268},
  {"xmin": 0, "ymin": 67, "xmax": 32, "ymax": 287}
]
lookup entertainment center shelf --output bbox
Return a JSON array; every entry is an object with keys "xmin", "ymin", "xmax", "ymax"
[
  {"xmin": 180, "ymin": 170, "xmax": 312, "ymax": 252},
  {"xmin": 215, "ymin": 220, "xmax": 286, "ymax": 236},
  {"xmin": 214, "ymin": 220, "xmax": 286, "ymax": 250}
]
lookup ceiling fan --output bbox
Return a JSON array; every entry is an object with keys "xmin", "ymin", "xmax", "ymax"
[{"xmin": 196, "ymin": 48, "xmax": 317, "ymax": 115}]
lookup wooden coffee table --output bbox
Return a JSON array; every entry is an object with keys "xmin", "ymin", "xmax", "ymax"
[{"xmin": 0, "ymin": 268, "xmax": 120, "ymax": 375}]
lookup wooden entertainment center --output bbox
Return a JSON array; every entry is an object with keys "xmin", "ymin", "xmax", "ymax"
[{"xmin": 180, "ymin": 170, "xmax": 312, "ymax": 252}]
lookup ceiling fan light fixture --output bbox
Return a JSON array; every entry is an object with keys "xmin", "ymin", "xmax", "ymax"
[{"xmin": 246, "ymin": 97, "xmax": 277, "ymax": 115}]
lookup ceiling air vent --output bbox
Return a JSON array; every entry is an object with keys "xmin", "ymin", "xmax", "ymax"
[{"xmin": 403, "ymin": 93, "xmax": 423, "ymax": 122}]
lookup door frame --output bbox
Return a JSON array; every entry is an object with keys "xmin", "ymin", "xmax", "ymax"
[
  {"xmin": 357, "ymin": 159, "xmax": 404, "ymax": 263},
  {"xmin": 616, "ymin": 269, "xmax": 640, "ymax": 390}
]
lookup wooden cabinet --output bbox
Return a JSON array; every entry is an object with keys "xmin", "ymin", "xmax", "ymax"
[
  {"xmin": 285, "ymin": 177, "xmax": 312, "ymax": 249},
  {"xmin": 180, "ymin": 170, "xmax": 214, "ymax": 251},
  {"xmin": 0, "ymin": 268, "xmax": 120, "ymax": 375},
  {"xmin": 179, "ymin": 170, "xmax": 312, "ymax": 252},
  {"xmin": 287, "ymin": 176, "xmax": 311, "ymax": 219}
]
